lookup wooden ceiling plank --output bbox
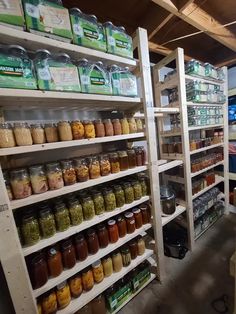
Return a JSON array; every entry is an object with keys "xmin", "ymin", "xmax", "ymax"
[
  {"xmin": 152, "ymin": 0, "xmax": 236, "ymax": 52},
  {"xmin": 177, "ymin": 0, "xmax": 195, "ymax": 12},
  {"xmin": 149, "ymin": 41, "xmax": 192, "ymax": 60},
  {"xmin": 216, "ymin": 57, "xmax": 236, "ymax": 67},
  {"xmin": 149, "ymin": 13, "xmax": 174, "ymax": 39}
]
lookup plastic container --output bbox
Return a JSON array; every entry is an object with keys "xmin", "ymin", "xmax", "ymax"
[{"xmin": 0, "ymin": 1, "xmax": 24, "ymax": 28}]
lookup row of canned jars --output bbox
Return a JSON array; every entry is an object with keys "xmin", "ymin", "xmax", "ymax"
[
  {"xmin": 0, "ymin": 117, "xmax": 143, "ymax": 148},
  {"xmin": 4, "ymin": 147, "xmax": 147, "ymax": 200},
  {"xmin": 191, "ymin": 151, "xmax": 223, "ymax": 173}
]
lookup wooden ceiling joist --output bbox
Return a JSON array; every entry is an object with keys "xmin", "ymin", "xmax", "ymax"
[
  {"xmin": 151, "ymin": 0, "xmax": 236, "ymax": 52},
  {"xmin": 149, "ymin": 41, "xmax": 192, "ymax": 61}
]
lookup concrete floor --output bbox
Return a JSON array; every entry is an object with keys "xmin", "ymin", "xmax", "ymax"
[{"xmin": 120, "ymin": 214, "xmax": 236, "ymax": 314}]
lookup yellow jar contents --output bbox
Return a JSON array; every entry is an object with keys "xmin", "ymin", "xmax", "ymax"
[
  {"xmin": 0, "ymin": 123, "xmax": 16, "ymax": 148},
  {"xmin": 41, "ymin": 291, "xmax": 57, "ymax": 314},
  {"xmin": 128, "ymin": 118, "xmax": 137, "ymax": 133},
  {"xmin": 102, "ymin": 256, "xmax": 113, "ymax": 277},
  {"xmin": 56, "ymin": 281, "xmax": 71, "ymax": 309},
  {"xmin": 44, "ymin": 123, "xmax": 59, "ymax": 143},
  {"xmin": 121, "ymin": 118, "xmax": 130, "ymax": 134},
  {"xmin": 84, "ymin": 120, "xmax": 95, "ymax": 139},
  {"xmin": 92, "ymin": 260, "xmax": 104, "ymax": 283},
  {"xmin": 31, "ymin": 124, "xmax": 46, "ymax": 144},
  {"xmin": 58, "ymin": 121, "xmax": 73, "ymax": 141}
]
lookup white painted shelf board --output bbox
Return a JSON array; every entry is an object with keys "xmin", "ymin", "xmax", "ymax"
[
  {"xmin": 195, "ymin": 215, "xmax": 223, "ymax": 240},
  {"xmin": 11, "ymin": 166, "xmax": 148, "ymax": 210},
  {"xmin": 162, "ymin": 205, "xmax": 186, "ymax": 226},
  {"xmin": 0, "ymin": 25, "xmax": 137, "ymax": 68},
  {"xmin": 228, "ymin": 88, "xmax": 236, "ymax": 97},
  {"xmin": 0, "ymin": 89, "xmax": 141, "ymax": 111},
  {"xmin": 153, "ymin": 107, "xmax": 180, "ymax": 113},
  {"xmin": 229, "ymin": 172, "xmax": 236, "ymax": 180},
  {"xmin": 33, "ymin": 223, "xmax": 152, "ymax": 297},
  {"xmin": 158, "ymin": 160, "xmax": 183, "ymax": 173},
  {"xmin": 160, "ymin": 131, "xmax": 181, "ymax": 137},
  {"xmin": 110, "ymin": 273, "xmax": 156, "ymax": 314},
  {"xmin": 192, "ymin": 175, "xmax": 224, "ymax": 200},
  {"xmin": 229, "ymin": 135, "xmax": 236, "ymax": 140},
  {"xmin": 22, "ymin": 196, "xmax": 150, "ymax": 256},
  {"xmin": 160, "ymin": 153, "xmax": 183, "ymax": 161},
  {"xmin": 189, "ymin": 143, "xmax": 224, "ymax": 155},
  {"xmin": 186, "ymin": 101, "xmax": 224, "ymax": 107},
  {"xmin": 0, "ymin": 133, "xmax": 145, "ymax": 157},
  {"xmin": 188, "ymin": 124, "xmax": 224, "ymax": 131},
  {"xmin": 191, "ymin": 161, "xmax": 224, "ymax": 178},
  {"xmin": 165, "ymin": 175, "xmax": 185, "ymax": 184},
  {"xmin": 185, "ymin": 74, "xmax": 224, "ymax": 85},
  {"xmin": 56, "ymin": 249, "xmax": 153, "ymax": 314}
]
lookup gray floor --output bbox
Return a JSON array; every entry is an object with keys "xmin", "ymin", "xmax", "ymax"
[{"xmin": 120, "ymin": 214, "xmax": 236, "ymax": 314}]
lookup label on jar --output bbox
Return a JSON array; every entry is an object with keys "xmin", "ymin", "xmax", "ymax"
[
  {"xmin": 38, "ymin": 5, "xmax": 71, "ymax": 30},
  {"xmin": 49, "ymin": 67, "xmax": 80, "ymax": 86},
  {"xmin": 130, "ymin": 219, "xmax": 135, "ymax": 224}
]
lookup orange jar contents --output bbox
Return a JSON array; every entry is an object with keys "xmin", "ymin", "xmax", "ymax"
[
  {"xmin": 107, "ymin": 220, "xmax": 119, "ymax": 243},
  {"xmin": 109, "ymin": 152, "xmax": 120, "ymax": 173},
  {"xmin": 112, "ymin": 119, "xmax": 122, "ymax": 135},
  {"xmin": 69, "ymin": 274, "xmax": 83, "ymax": 298},
  {"xmin": 103, "ymin": 119, "xmax": 114, "ymax": 136},
  {"xmin": 125, "ymin": 212, "xmax": 136, "ymax": 234},
  {"xmin": 94, "ymin": 119, "xmax": 105, "ymax": 137},
  {"xmin": 56, "ymin": 281, "xmax": 71, "ymax": 309},
  {"xmin": 71, "ymin": 120, "xmax": 85, "ymax": 140},
  {"xmin": 47, "ymin": 247, "xmax": 63, "ymax": 278},
  {"xmin": 132, "ymin": 208, "xmax": 143, "ymax": 228},
  {"xmin": 84, "ymin": 120, "xmax": 95, "ymax": 139}
]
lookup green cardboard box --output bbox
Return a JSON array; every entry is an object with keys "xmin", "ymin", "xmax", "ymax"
[
  {"xmin": 106, "ymin": 283, "xmax": 132, "ymax": 313},
  {"xmin": 0, "ymin": 0, "xmax": 25, "ymax": 28},
  {"xmin": 110, "ymin": 66, "xmax": 138, "ymax": 97}
]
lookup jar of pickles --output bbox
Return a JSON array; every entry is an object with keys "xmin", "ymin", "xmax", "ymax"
[
  {"xmin": 99, "ymin": 154, "xmax": 111, "ymax": 176},
  {"xmin": 13, "ymin": 122, "xmax": 33, "ymax": 146},
  {"xmin": 94, "ymin": 119, "xmax": 105, "ymax": 137},
  {"xmin": 131, "ymin": 180, "xmax": 142, "ymax": 200},
  {"xmin": 92, "ymin": 260, "xmax": 104, "ymax": 283},
  {"xmin": 61, "ymin": 240, "xmax": 76, "ymax": 269},
  {"xmin": 112, "ymin": 251, "xmax": 123, "ymax": 272},
  {"xmin": 61, "ymin": 160, "xmax": 77, "ymax": 186},
  {"xmin": 88, "ymin": 156, "xmax": 101, "ymax": 179},
  {"xmin": 121, "ymin": 247, "xmax": 131, "ymax": 266},
  {"xmin": 118, "ymin": 151, "xmax": 129, "ymax": 171},
  {"xmin": 113, "ymin": 185, "xmax": 125, "ymax": 207},
  {"xmin": 46, "ymin": 162, "xmax": 64, "ymax": 190},
  {"xmin": 21, "ymin": 213, "xmax": 40, "ymax": 245},
  {"xmin": 103, "ymin": 188, "xmax": 116, "ymax": 211},
  {"xmin": 93, "ymin": 191, "xmax": 105, "ymax": 215},
  {"xmin": 74, "ymin": 158, "xmax": 89, "ymax": 182},
  {"xmin": 58, "ymin": 121, "xmax": 73, "ymax": 141},
  {"xmin": 121, "ymin": 118, "xmax": 129, "ymax": 134},
  {"xmin": 128, "ymin": 118, "xmax": 137, "ymax": 133},
  {"xmin": 10, "ymin": 168, "xmax": 32, "ymax": 199},
  {"xmin": 112, "ymin": 119, "xmax": 122, "ymax": 135},
  {"xmin": 39, "ymin": 206, "xmax": 56, "ymax": 238},
  {"xmin": 82, "ymin": 196, "xmax": 95, "ymax": 220},
  {"xmin": 102, "ymin": 256, "xmax": 113, "ymax": 277},
  {"xmin": 74, "ymin": 234, "xmax": 88, "ymax": 261},
  {"xmin": 68, "ymin": 199, "xmax": 83, "ymax": 226},
  {"xmin": 31, "ymin": 124, "xmax": 46, "ymax": 144},
  {"xmin": 56, "ymin": 281, "xmax": 71, "ymax": 309},
  {"xmin": 109, "ymin": 152, "xmax": 120, "ymax": 173},
  {"xmin": 127, "ymin": 149, "xmax": 136, "ymax": 168},
  {"xmin": 44, "ymin": 123, "xmax": 59, "ymax": 143},
  {"xmin": 54, "ymin": 203, "xmax": 70, "ymax": 232},
  {"xmin": 29, "ymin": 165, "xmax": 48, "ymax": 194},
  {"xmin": 82, "ymin": 268, "xmax": 94, "ymax": 291},
  {"xmin": 71, "ymin": 120, "xmax": 85, "ymax": 140},
  {"xmin": 84, "ymin": 120, "xmax": 95, "ymax": 139},
  {"xmin": 69, "ymin": 274, "xmax": 83, "ymax": 298},
  {"xmin": 0, "ymin": 123, "xmax": 15, "ymax": 148},
  {"xmin": 123, "ymin": 182, "xmax": 134, "ymax": 204}
]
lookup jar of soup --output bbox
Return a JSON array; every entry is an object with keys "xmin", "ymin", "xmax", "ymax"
[
  {"xmin": 94, "ymin": 119, "xmax": 105, "ymax": 137},
  {"xmin": 21, "ymin": 214, "xmax": 40, "ymax": 245},
  {"xmin": 54, "ymin": 203, "xmax": 70, "ymax": 232},
  {"xmin": 103, "ymin": 189, "xmax": 116, "ymax": 211},
  {"xmin": 46, "ymin": 162, "xmax": 64, "ymax": 190},
  {"xmin": 92, "ymin": 259, "xmax": 104, "ymax": 283},
  {"xmin": 3, "ymin": 171, "xmax": 13, "ymax": 201},
  {"xmin": 140, "ymin": 204, "xmax": 150, "ymax": 224},
  {"xmin": 71, "ymin": 120, "xmax": 85, "ymax": 140},
  {"xmin": 31, "ymin": 124, "xmax": 46, "ymax": 144},
  {"xmin": 125, "ymin": 212, "xmax": 136, "ymax": 233},
  {"xmin": 10, "ymin": 168, "xmax": 32, "ymax": 199},
  {"xmin": 132, "ymin": 208, "xmax": 143, "ymax": 228},
  {"xmin": 103, "ymin": 119, "xmax": 114, "ymax": 136},
  {"xmin": 109, "ymin": 152, "xmax": 120, "ymax": 173},
  {"xmin": 13, "ymin": 122, "xmax": 33, "ymax": 146},
  {"xmin": 113, "ymin": 185, "xmax": 125, "ymax": 207},
  {"xmin": 58, "ymin": 121, "xmax": 73, "ymax": 141},
  {"xmin": 61, "ymin": 240, "xmax": 76, "ymax": 269},
  {"xmin": 137, "ymin": 237, "xmax": 146, "ymax": 255},
  {"xmin": 44, "ymin": 123, "xmax": 59, "ymax": 143},
  {"xmin": 82, "ymin": 268, "xmax": 94, "ymax": 291},
  {"xmin": 118, "ymin": 151, "xmax": 129, "ymax": 171},
  {"xmin": 0, "ymin": 123, "xmax": 15, "ymax": 148},
  {"xmin": 69, "ymin": 274, "xmax": 83, "ymax": 298},
  {"xmin": 30, "ymin": 254, "xmax": 48, "ymax": 289},
  {"xmin": 56, "ymin": 281, "xmax": 71, "ymax": 309},
  {"xmin": 74, "ymin": 234, "xmax": 88, "ymax": 261},
  {"xmin": 47, "ymin": 247, "xmax": 63, "ymax": 277},
  {"xmin": 127, "ymin": 149, "xmax": 136, "ymax": 168},
  {"xmin": 112, "ymin": 251, "xmax": 123, "ymax": 272},
  {"xmin": 88, "ymin": 156, "xmax": 101, "ymax": 179},
  {"xmin": 74, "ymin": 158, "xmax": 89, "ymax": 182},
  {"xmin": 97, "ymin": 224, "xmax": 109, "ymax": 248},
  {"xmin": 129, "ymin": 241, "xmax": 138, "ymax": 259},
  {"xmin": 135, "ymin": 147, "xmax": 143, "ymax": 166},
  {"xmin": 121, "ymin": 247, "xmax": 131, "ymax": 266},
  {"xmin": 68, "ymin": 199, "xmax": 83, "ymax": 226},
  {"xmin": 112, "ymin": 119, "xmax": 122, "ymax": 135},
  {"xmin": 128, "ymin": 118, "xmax": 137, "ymax": 133},
  {"xmin": 41, "ymin": 290, "xmax": 57, "ymax": 314},
  {"xmin": 123, "ymin": 182, "xmax": 134, "ymax": 204},
  {"xmin": 136, "ymin": 118, "xmax": 143, "ymax": 132},
  {"xmin": 29, "ymin": 165, "xmax": 48, "ymax": 194},
  {"xmin": 39, "ymin": 206, "xmax": 56, "ymax": 238},
  {"xmin": 92, "ymin": 191, "xmax": 105, "ymax": 215},
  {"xmin": 87, "ymin": 229, "xmax": 99, "ymax": 255},
  {"xmin": 108, "ymin": 220, "xmax": 119, "ymax": 243},
  {"xmin": 82, "ymin": 196, "xmax": 95, "ymax": 220},
  {"xmin": 102, "ymin": 256, "xmax": 113, "ymax": 277},
  {"xmin": 117, "ymin": 216, "xmax": 127, "ymax": 237},
  {"xmin": 84, "ymin": 120, "xmax": 95, "ymax": 138},
  {"xmin": 61, "ymin": 160, "xmax": 77, "ymax": 186},
  {"xmin": 99, "ymin": 154, "xmax": 111, "ymax": 176},
  {"xmin": 121, "ymin": 118, "xmax": 130, "ymax": 134},
  {"xmin": 139, "ymin": 177, "xmax": 148, "ymax": 196}
]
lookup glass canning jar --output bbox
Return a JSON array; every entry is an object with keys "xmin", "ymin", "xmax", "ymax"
[
  {"xmin": 56, "ymin": 281, "xmax": 71, "ymax": 310},
  {"xmin": 140, "ymin": 204, "xmax": 150, "ymax": 224},
  {"xmin": 21, "ymin": 213, "xmax": 40, "ymax": 245},
  {"xmin": 92, "ymin": 191, "xmax": 105, "ymax": 215},
  {"xmin": 103, "ymin": 119, "xmax": 114, "ymax": 136},
  {"xmin": 136, "ymin": 118, "xmax": 143, "ymax": 132},
  {"xmin": 139, "ymin": 177, "xmax": 148, "ymax": 196},
  {"xmin": 13, "ymin": 122, "xmax": 33, "ymax": 146},
  {"xmin": 61, "ymin": 240, "xmax": 76, "ymax": 269},
  {"xmin": 117, "ymin": 216, "xmax": 127, "ymax": 238},
  {"xmin": 134, "ymin": 147, "xmax": 143, "ymax": 166},
  {"xmin": 41, "ymin": 290, "xmax": 57, "ymax": 314},
  {"xmin": 123, "ymin": 182, "xmax": 134, "ymax": 204},
  {"xmin": 132, "ymin": 208, "xmax": 143, "ymax": 228},
  {"xmin": 129, "ymin": 241, "xmax": 138, "ymax": 259},
  {"xmin": 118, "ymin": 150, "xmax": 129, "ymax": 171},
  {"xmin": 121, "ymin": 247, "xmax": 131, "ymax": 266},
  {"xmin": 29, "ymin": 164, "xmax": 48, "ymax": 194},
  {"xmin": 94, "ymin": 119, "xmax": 105, "ymax": 137},
  {"xmin": 74, "ymin": 158, "xmax": 89, "ymax": 182},
  {"xmin": 68, "ymin": 199, "xmax": 83, "ymax": 226},
  {"xmin": 82, "ymin": 196, "xmax": 95, "ymax": 220},
  {"xmin": 39, "ymin": 206, "xmax": 56, "ymax": 238},
  {"xmin": 112, "ymin": 251, "xmax": 123, "ymax": 272},
  {"xmin": 103, "ymin": 188, "xmax": 116, "ymax": 211},
  {"xmin": 124, "ymin": 212, "xmax": 136, "ymax": 234},
  {"xmin": 71, "ymin": 120, "xmax": 85, "ymax": 140},
  {"xmin": 120, "ymin": 118, "xmax": 130, "ymax": 134},
  {"xmin": 87, "ymin": 229, "xmax": 99, "ymax": 255},
  {"xmin": 107, "ymin": 219, "xmax": 119, "ymax": 243},
  {"xmin": 82, "ymin": 268, "xmax": 94, "ymax": 291},
  {"xmin": 30, "ymin": 254, "xmax": 48, "ymax": 289},
  {"xmin": 3, "ymin": 170, "xmax": 13, "ymax": 201},
  {"xmin": 74, "ymin": 234, "xmax": 88, "ymax": 261},
  {"xmin": 69, "ymin": 274, "xmax": 83, "ymax": 298},
  {"xmin": 31, "ymin": 124, "xmax": 46, "ymax": 144},
  {"xmin": 128, "ymin": 118, "xmax": 137, "ymax": 133},
  {"xmin": 92, "ymin": 259, "xmax": 104, "ymax": 283},
  {"xmin": 99, "ymin": 154, "xmax": 111, "ymax": 176},
  {"xmin": 0, "ymin": 123, "xmax": 15, "ymax": 148},
  {"xmin": 88, "ymin": 156, "xmax": 101, "ymax": 179},
  {"xmin": 84, "ymin": 120, "xmax": 95, "ymax": 138},
  {"xmin": 109, "ymin": 152, "xmax": 120, "ymax": 173},
  {"xmin": 137, "ymin": 237, "xmax": 145, "ymax": 255},
  {"xmin": 113, "ymin": 185, "xmax": 125, "ymax": 208},
  {"xmin": 54, "ymin": 203, "xmax": 70, "ymax": 232},
  {"xmin": 61, "ymin": 160, "xmax": 77, "ymax": 186},
  {"xmin": 97, "ymin": 224, "xmax": 109, "ymax": 248},
  {"xmin": 47, "ymin": 247, "xmax": 63, "ymax": 277},
  {"xmin": 112, "ymin": 119, "xmax": 122, "ymax": 135},
  {"xmin": 10, "ymin": 168, "xmax": 32, "ymax": 199},
  {"xmin": 127, "ymin": 149, "xmax": 136, "ymax": 168},
  {"xmin": 131, "ymin": 180, "xmax": 142, "ymax": 200},
  {"xmin": 44, "ymin": 123, "xmax": 59, "ymax": 143},
  {"xmin": 58, "ymin": 121, "xmax": 73, "ymax": 141},
  {"xmin": 46, "ymin": 162, "xmax": 64, "ymax": 190},
  {"xmin": 102, "ymin": 256, "xmax": 113, "ymax": 277}
]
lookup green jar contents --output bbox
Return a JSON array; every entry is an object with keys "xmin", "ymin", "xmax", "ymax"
[
  {"xmin": 82, "ymin": 196, "xmax": 95, "ymax": 220},
  {"xmin": 103, "ymin": 189, "xmax": 116, "ymax": 211},
  {"xmin": 39, "ymin": 206, "xmax": 56, "ymax": 238},
  {"xmin": 131, "ymin": 180, "xmax": 142, "ymax": 200},
  {"xmin": 69, "ymin": 9, "xmax": 106, "ymax": 51},
  {"xmin": 123, "ymin": 182, "xmax": 134, "ymax": 204},
  {"xmin": 104, "ymin": 22, "xmax": 133, "ymax": 59},
  {"xmin": 110, "ymin": 66, "xmax": 138, "ymax": 97},
  {"xmin": 68, "ymin": 199, "xmax": 83, "ymax": 226},
  {"xmin": 139, "ymin": 177, "xmax": 148, "ymax": 196},
  {"xmin": 0, "ymin": 45, "xmax": 37, "ymax": 89},
  {"xmin": 21, "ymin": 214, "xmax": 40, "ymax": 246},
  {"xmin": 0, "ymin": 0, "xmax": 24, "ymax": 28},
  {"xmin": 54, "ymin": 203, "xmax": 70, "ymax": 232},
  {"xmin": 22, "ymin": 0, "xmax": 72, "ymax": 41},
  {"xmin": 93, "ymin": 191, "xmax": 105, "ymax": 215},
  {"xmin": 34, "ymin": 50, "xmax": 81, "ymax": 92},
  {"xmin": 113, "ymin": 185, "xmax": 125, "ymax": 208},
  {"xmin": 77, "ymin": 59, "xmax": 112, "ymax": 95}
]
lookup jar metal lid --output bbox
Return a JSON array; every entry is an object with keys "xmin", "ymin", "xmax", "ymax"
[
  {"xmin": 124, "ymin": 212, "xmax": 133, "ymax": 219},
  {"xmin": 48, "ymin": 248, "xmax": 57, "ymax": 256},
  {"xmin": 74, "ymin": 234, "xmax": 85, "ymax": 242},
  {"xmin": 61, "ymin": 240, "xmax": 72, "ymax": 250},
  {"xmin": 132, "ymin": 208, "xmax": 141, "ymax": 214},
  {"xmin": 10, "ymin": 168, "xmax": 28, "ymax": 175},
  {"xmin": 92, "ymin": 259, "xmax": 101, "ymax": 268},
  {"xmin": 57, "ymin": 281, "xmax": 67, "ymax": 290},
  {"xmin": 0, "ymin": 123, "xmax": 12, "ymax": 129},
  {"xmin": 30, "ymin": 123, "xmax": 43, "ymax": 128},
  {"xmin": 108, "ymin": 219, "xmax": 116, "ymax": 226},
  {"xmin": 14, "ymin": 122, "xmax": 29, "ymax": 128}
]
